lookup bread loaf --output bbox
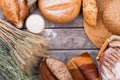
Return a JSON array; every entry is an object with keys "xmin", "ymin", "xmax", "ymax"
[
  {"xmin": 0, "ymin": 0, "xmax": 29, "ymax": 28},
  {"xmin": 39, "ymin": 61, "xmax": 56, "ymax": 80},
  {"xmin": 71, "ymin": 53, "xmax": 100, "ymax": 80},
  {"xmin": 39, "ymin": 58, "xmax": 73, "ymax": 80},
  {"xmin": 99, "ymin": 47, "xmax": 120, "ymax": 79},
  {"xmin": 67, "ymin": 59, "xmax": 85, "ymax": 80},
  {"xmin": 46, "ymin": 58, "xmax": 73, "ymax": 80},
  {"xmin": 38, "ymin": 0, "xmax": 81, "ymax": 23},
  {"xmin": 83, "ymin": 0, "xmax": 98, "ymax": 26},
  {"xmin": 103, "ymin": 0, "xmax": 120, "ymax": 35},
  {"xmin": 98, "ymin": 35, "xmax": 120, "ymax": 80}
]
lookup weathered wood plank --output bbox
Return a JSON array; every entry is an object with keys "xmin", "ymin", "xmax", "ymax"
[
  {"xmin": 50, "ymin": 50, "xmax": 99, "ymax": 66},
  {"xmin": 0, "ymin": 75, "xmax": 4, "ymax": 80},
  {"xmin": 43, "ymin": 29, "xmax": 97, "ymax": 49},
  {"xmin": 33, "ymin": 9, "xmax": 83, "ymax": 28}
]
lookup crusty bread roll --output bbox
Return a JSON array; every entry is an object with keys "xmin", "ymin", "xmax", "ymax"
[
  {"xmin": 103, "ymin": 0, "xmax": 120, "ymax": 35},
  {"xmin": 0, "ymin": 0, "xmax": 29, "ymax": 28},
  {"xmin": 38, "ymin": 0, "xmax": 81, "ymax": 23},
  {"xmin": 98, "ymin": 35, "xmax": 120, "ymax": 80}
]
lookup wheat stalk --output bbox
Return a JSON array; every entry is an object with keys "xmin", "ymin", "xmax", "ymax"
[{"xmin": 0, "ymin": 19, "xmax": 49, "ymax": 75}]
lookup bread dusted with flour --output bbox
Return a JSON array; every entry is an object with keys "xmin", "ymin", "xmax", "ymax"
[
  {"xmin": 97, "ymin": 35, "xmax": 120, "ymax": 80},
  {"xmin": 38, "ymin": 0, "xmax": 81, "ymax": 23}
]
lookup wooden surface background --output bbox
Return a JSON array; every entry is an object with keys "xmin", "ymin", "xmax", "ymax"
[{"xmin": 0, "ymin": 9, "xmax": 99, "ymax": 80}]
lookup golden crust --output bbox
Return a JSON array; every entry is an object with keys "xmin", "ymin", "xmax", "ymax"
[
  {"xmin": 17, "ymin": 0, "xmax": 29, "ymax": 22},
  {"xmin": 84, "ymin": 0, "xmax": 112, "ymax": 48},
  {"xmin": 38, "ymin": 0, "xmax": 81, "ymax": 23},
  {"xmin": 83, "ymin": 0, "xmax": 98, "ymax": 27},
  {"xmin": 0, "ymin": 0, "xmax": 29, "ymax": 28},
  {"xmin": 0, "ymin": 0, "xmax": 19, "ymax": 25},
  {"xmin": 103, "ymin": 0, "xmax": 120, "ymax": 35}
]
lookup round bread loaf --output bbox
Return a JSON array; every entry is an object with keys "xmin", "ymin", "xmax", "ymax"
[
  {"xmin": 103, "ymin": 0, "xmax": 120, "ymax": 35},
  {"xmin": 38, "ymin": 0, "xmax": 81, "ymax": 23}
]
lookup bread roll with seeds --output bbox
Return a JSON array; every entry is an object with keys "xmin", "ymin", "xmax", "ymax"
[{"xmin": 83, "ymin": 0, "xmax": 98, "ymax": 26}]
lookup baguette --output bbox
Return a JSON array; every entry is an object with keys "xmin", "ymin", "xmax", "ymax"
[{"xmin": 0, "ymin": 0, "xmax": 29, "ymax": 28}]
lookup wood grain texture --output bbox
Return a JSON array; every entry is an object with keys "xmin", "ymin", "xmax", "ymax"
[
  {"xmin": 0, "ymin": 75, "xmax": 5, "ymax": 80},
  {"xmin": 49, "ymin": 50, "xmax": 99, "ymax": 66},
  {"xmin": 43, "ymin": 29, "xmax": 97, "ymax": 49}
]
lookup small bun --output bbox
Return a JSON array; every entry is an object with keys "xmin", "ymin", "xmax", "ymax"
[{"xmin": 38, "ymin": 0, "xmax": 81, "ymax": 23}]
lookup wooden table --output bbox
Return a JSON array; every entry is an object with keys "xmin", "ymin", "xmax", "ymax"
[{"xmin": 0, "ymin": 9, "xmax": 99, "ymax": 80}]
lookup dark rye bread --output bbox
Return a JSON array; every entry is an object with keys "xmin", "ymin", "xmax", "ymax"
[{"xmin": 99, "ymin": 47, "xmax": 120, "ymax": 80}]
